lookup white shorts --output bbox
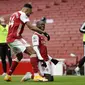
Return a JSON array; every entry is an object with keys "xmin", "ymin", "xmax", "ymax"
[
  {"xmin": 8, "ymin": 38, "xmax": 31, "ymax": 54},
  {"xmin": 38, "ymin": 60, "xmax": 52, "ymax": 76}
]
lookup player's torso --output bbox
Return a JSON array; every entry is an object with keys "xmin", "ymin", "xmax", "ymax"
[
  {"xmin": 7, "ymin": 11, "xmax": 25, "ymax": 42},
  {"xmin": 35, "ymin": 33, "xmax": 49, "ymax": 61}
]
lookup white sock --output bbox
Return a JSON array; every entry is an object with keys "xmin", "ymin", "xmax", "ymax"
[{"xmin": 75, "ymin": 66, "xmax": 80, "ymax": 71}]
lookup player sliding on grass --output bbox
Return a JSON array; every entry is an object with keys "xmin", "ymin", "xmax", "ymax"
[
  {"xmin": 4, "ymin": 3, "xmax": 50, "ymax": 82},
  {"xmin": 21, "ymin": 17, "xmax": 59, "ymax": 82}
]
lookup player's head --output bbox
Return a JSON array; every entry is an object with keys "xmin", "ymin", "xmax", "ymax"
[
  {"xmin": 36, "ymin": 17, "xmax": 46, "ymax": 31},
  {"xmin": 22, "ymin": 3, "xmax": 32, "ymax": 16},
  {"xmin": 0, "ymin": 17, "xmax": 6, "ymax": 26}
]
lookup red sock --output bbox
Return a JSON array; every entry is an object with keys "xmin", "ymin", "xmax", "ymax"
[
  {"xmin": 8, "ymin": 61, "xmax": 18, "ymax": 75},
  {"xmin": 31, "ymin": 71, "xmax": 34, "ymax": 79},
  {"xmin": 30, "ymin": 57, "xmax": 39, "ymax": 73}
]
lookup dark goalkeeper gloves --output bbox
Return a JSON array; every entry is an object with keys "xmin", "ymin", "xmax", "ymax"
[
  {"xmin": 39, "ymin": 60, "xmax": 47, "ymax": 67},
  {"xmin": 51, "ymin": 59, "xmax": 59, "ymax": 65}
]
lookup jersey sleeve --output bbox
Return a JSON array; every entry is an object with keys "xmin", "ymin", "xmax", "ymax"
[
  {"xmin": 20, "ymin": 13, "xmax": 30, "ymax": 23},
  {"xmin": 32, "ymin": 34, "xmax": 39, "ymax": 46},
  {"xmin": 33, "ymin": 46, "xmax": 43, "ymax": 60}
]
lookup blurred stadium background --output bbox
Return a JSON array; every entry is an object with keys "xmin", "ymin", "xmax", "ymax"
[{"xmin": 0, "ymin": 0, "xmax": 85, "ymax": 75}]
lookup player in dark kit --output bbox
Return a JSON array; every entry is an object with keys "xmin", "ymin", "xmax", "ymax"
[{"xmin": 75, "ymin": 22, "xmax": 85, "ymax": 76}]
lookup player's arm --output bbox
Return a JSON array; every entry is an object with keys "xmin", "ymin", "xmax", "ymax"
[
  {"xmin": 32, "ymin": 34, "xmax": 47, "ymax": 67},
  {"xmin": 20, "ymin": 13, "xmax": 50, "ymax": 40},
  {"xmin": 26, "ymin": 22, "xmax": 50, "ymax": 41},
  {"xmin": 80, "ymin": 22, "xmax": 85, "ymax": 33},
  {"xmin": 26, "ymin": 22, "xmax": 45, "ymax": 34},
  {"xmin": 48, "ymin": 55, "xmax": 59, "ymax": 65}
]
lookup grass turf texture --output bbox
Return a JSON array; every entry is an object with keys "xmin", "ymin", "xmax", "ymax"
[{"xmin": 0, "ymin": 75, "xmax": 85, "ymax": 85}]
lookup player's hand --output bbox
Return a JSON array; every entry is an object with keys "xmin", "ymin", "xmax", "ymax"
[
  {"xmin": 18, "ymin": 34, "xmax": 22, "ymax": 38},
  {"xmin": 51, "ymin": 59, "xmax": 59, "ymax": 65},
  {"xmin": 39, "ymin": 60, "xmax": 47, "ymax": 67},
  {"xmin": 43, "ymin": 32, "xmax": 50, "ymax": 41}
]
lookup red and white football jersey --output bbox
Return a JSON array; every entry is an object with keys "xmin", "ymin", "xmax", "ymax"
[
  {"xmin": 7, "ymin": 11, "xmax": 30, "ymax": 43},
  {"xmin": 32, "ymin": 32, "xmax": 49, "ymax": 61}
]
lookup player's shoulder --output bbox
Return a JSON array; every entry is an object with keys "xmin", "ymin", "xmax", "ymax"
[
  {"xmin": 32, "ymin": 33, "xmax": 38, "ymax": 38},
  {"xmin": 32, "ymin": 33, "xmax": 39, "ymax": 39},
  {"xmin": 19, "ymin": 11, "xmax": 25, "ymax": 15},
  {"xmin": 19, "ymin": 11, "xmax": 28, "ymax": 18},
  {"xmin": 10, "ymin": 11, "xmax": 20, "ymax": 18}
]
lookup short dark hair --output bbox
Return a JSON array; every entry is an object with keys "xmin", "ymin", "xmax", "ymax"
[{"xmin": 24, "ymin": 3, "xmax": 32, "ymax": 9}]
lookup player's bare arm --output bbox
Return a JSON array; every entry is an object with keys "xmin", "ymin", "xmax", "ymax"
[
  {"xmin": 26, "ymin": 22, "xmax": 50, "ymax": 41},
  {"xmin": 26, "ymin": 21, "xmax": 46, "ymax": 33}
]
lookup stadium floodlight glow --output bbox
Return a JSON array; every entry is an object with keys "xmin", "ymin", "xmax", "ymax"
[
  {"xmin": 70, "ymin": 53, "xmax": 76, "ymax": 57},
  {"xmin": 46, "ymin": 19, "xmax": 54, "ymax": 23}
]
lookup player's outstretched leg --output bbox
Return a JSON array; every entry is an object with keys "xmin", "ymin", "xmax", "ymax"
[{"xmin": 4, "ymin": 53, "xmax": 23, "ymax": 81}]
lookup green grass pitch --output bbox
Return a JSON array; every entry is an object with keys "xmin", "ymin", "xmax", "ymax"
[{"xmin": 0, "ymin": 75, "xmax": 85, "ymax": 85}]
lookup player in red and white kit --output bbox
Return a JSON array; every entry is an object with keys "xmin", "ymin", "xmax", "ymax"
[
  {"xmin": 4, "ymin": 4, "xmax": 50, "ymax": 82},
  {"xmin": 21, "ymin": 17, "xmax": 59, "ymax": 82}
]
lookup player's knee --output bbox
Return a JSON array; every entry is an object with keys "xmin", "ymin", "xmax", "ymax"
[
  {"xmin": 31, "ymin": 50, "xmax": 36, "ymax": 55},
  {"xmin": 17, "ymin": 56, "xmax": 23, "ymax": 61},
  {"xmin": 30, "ymin": 54, "xmax": 37, "ymax": 58},
  {"xmin": 16, "ymin": 52, "xmax": 23, "ymax": 61},
  {"xmin": 29, "ymin": 49, "xmax": 36, "ymax": 56},
  {"xmin": 25, "ymin": 47, "xmax": 36, "ymax": 55}
]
